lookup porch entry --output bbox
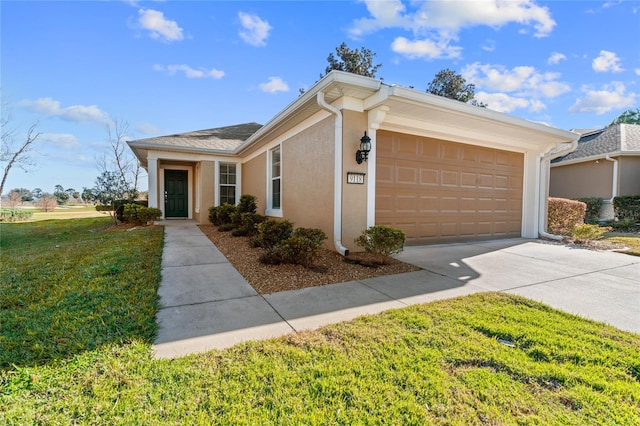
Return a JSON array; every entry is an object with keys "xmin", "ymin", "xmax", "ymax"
[{"xmin": 164, "ymin": 170, "xmax": 188, "ymax": 218}]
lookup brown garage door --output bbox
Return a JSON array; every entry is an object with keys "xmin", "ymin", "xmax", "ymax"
[{"xmin": 376, "ymin": 130, "xmax": 524, "ymax": 245}]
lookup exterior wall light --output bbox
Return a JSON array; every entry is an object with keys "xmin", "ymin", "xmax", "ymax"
[{"xmin": 356, "ymin": 131, "xmax": 371, "ymax": 164}]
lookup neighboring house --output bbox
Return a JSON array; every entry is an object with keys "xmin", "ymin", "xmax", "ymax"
[
  {"xmin": 128, "ymin": 71, "xmax": 578, "ymax": 253},
  {"xmin": 550, "ymin": 124, "xmax": 640, "ymax": 219}
]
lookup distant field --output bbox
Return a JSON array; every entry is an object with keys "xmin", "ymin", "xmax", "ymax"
[{"xmin": 12, "ymin": 205, "xmax": 109, "ymax": 221}]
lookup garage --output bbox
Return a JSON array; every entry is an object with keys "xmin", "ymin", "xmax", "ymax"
[{"xmin": 376, "ymin": 130, "xmax": 524, "ymax": 245}]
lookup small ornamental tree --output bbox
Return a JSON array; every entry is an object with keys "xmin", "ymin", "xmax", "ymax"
[{"xmin": 94, "ymin": 171, "xmax": 130, "ymax": 225}]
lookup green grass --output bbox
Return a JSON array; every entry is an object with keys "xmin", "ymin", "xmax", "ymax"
[
  {"xmin": 1, "ymin": 219, "xmax": 639, "ymax": 424},
  {"xmin": 604, "ymin": 232, "xmax": 640, "ymax": 256},
  {"xmin": 0, "ymin": 217, "xmax": 164, "ymax": 367}
]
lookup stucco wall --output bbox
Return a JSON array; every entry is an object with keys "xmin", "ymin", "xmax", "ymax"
[
  {"xmin": 281, "ymin": 117, "xmax": 335, "ymax": 246},
  {"xmin": 242, "ymin": 153, "xmax": 267, "ymax": 214},
  {"xmin": 550, "ymin": 161, "xmax": 614, "ymax": 199},
  {"xmin": 341, "ymin": 110, "xmax": 369, "ymax": 252},
  {"xmin": 619, "ymin": 156, "xmax": 640, "ymax": 196},
  {"xmin": 197, "ymin": 161, "xmax": 215, "ymax": 224}
]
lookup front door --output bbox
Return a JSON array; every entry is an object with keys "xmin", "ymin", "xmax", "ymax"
[{"xmin": 164, "ymin": 170, "xmax": 188, "ymax": 218}]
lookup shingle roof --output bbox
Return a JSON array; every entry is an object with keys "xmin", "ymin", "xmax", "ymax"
[
  {"xmin": 553, "ymin": 123, "xmax": 640, "ymax": 163},
  {"xmin": 130, "ymin": 122, "xmax": 263, "ymax": 152}
]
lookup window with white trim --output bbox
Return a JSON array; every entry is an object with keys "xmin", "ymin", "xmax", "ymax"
[
  {"xmin": 270, "ymin": 147, "xmax": 281, "ymax": 211},
  {"xmin": 219, "ymin": 163, "xmax": 237, "ymax": 205}
]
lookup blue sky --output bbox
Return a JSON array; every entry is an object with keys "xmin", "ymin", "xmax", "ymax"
[{"xmin": 2, "ymin": 0, "xmax": 639, "ymax": 194}]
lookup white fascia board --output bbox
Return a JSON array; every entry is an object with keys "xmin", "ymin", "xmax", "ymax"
[
  {"xmin": 147, "ymin": 149, "xmax": 237, "ymax": 163},
  {"xmin": 130, "ymin": 142, "xmax": 237, "ymax": 157},
  {"xmin": 334, "ymin": 96, "xmax": 365, "ymax": 112},
  {"xmin": 386, "ymin": 85, "xmax": 577, "ymax": 142},
  {"xmin": 380, "ymin": 114, "xmax": 546, "ymax": 153},
  {"xmin": 548, "ymin": 151, "xmax": 640, "ymax": 167}
]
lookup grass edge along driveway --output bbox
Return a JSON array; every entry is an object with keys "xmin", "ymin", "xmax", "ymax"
[{"xmin": 1, "ymin": 218, "xmax": 639, "ymax": 424}]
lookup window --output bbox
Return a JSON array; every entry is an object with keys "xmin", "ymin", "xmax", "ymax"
[
  {"xmin": 219, "ymin": 163, "xmax": 237, "ymax": 205},
  {"xmin": 270, "ymin": 147, "xmax": 281, "ymax": 211}
]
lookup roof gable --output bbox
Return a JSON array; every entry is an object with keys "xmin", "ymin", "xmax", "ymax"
[{"xmin": 553, "ymin": 123, "xmax": 640, "ymax": 163}]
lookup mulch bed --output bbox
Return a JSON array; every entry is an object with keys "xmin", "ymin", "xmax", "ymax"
[{"xmin": 198, "ymin": 225, "xmax": 421, "ymax": 295}]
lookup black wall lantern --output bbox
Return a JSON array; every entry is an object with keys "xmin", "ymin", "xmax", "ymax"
[{"xmin": 356, "ymin": 131, "xmax": 371, "ymax": 164}]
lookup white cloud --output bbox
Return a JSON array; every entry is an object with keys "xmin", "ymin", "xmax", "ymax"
[
  {"xmin": 569, "ymin": 82, "xmax": 636, "ymax": 114},
  {"xmin": 481, "ymin": 39, "xmax": 496, "ymax": 52},
  {"xmin": 462, "ymin": 62, "xmax": 570, "ymax": 98},
  {"xmin": 40, "ymin": 133, "xmax": 79, "ymax": 149},
  {"xmin": 592, "ymin": 50, "xmax": 623, "ymax": 72},
  {"xmin": 351, "ymin": 0, "xmax": 555, "ymax": 59},
  {"xmin": 20, "ymin": 98, "xmax": 109, "ymax": 124},
  {"xmin": 636, "ymin": 68, "xmax": 640, "ymax": 76},
  {"xmin": 238, "ymin": 12, "xmax": 271, "ymax": 46},
  {"xmin": 391, "ymin": 36, "xmax": 462, "ymax": 59},
  {"xmin": 154, "ymin": 64, "xmax": 224, "ymax": 79},
  {"xmin": 259, "ymin": 77, "xmax": 289, "ymax": 93},
  {"xmin": 474, "ymin": 91, "xmax": 541, "ymax": 113},
  {"xmin": 547, "ymin": 52, "xmax": 566, "ymax": 65},
  {"xmin": 138, "ymin": 9, "xmax": 184, "ymax": 42}
]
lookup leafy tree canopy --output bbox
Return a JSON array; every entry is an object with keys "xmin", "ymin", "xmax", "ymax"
[
  {"xmin": 610, "ymin": 107, "xmax": 640, "ymax": 126},
  {"xmin": 323, "ymin": 42, "xmax": 382, "ymax": 79},
  {"xmin": 427, "ymin": 68, "xmax": 486, "ymax": 107}
]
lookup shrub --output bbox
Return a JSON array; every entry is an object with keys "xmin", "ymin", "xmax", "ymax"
[
  {"xmin": 251, "ymin": 219, "xmax": 293, "ymax": 249},
  {"xmin": 208, "ymin": 206, "xmax": 221, "ymax": 225},
  {"xmin": 547, "ymin": 197, "xmax": 586, "ymax": 235},
  {"xmin": 123, "ymin": 203, "xmax": 162, "ymax": 225},
  {"xmin": 114, "ymin": 200, "xmax": 146, "ymax": 222},
  {"xmin": 613, "ymin": 195, "xmax": 640, "ymax": 221},
  {"xmin": 606, "ymin": 218, "xmax": 637, "ymax": 232},
  {"xmin": 218, "ymin": 223, "xmax": 236, "ymax": 232},
  {"xmin": 571, "ymin": 223, "xmax": 611, "ymax": 243},
  {"xmin": 0, "ymin": 209, "xmax": 33, "ymax": 223},
  {"xmin": 260, "ymin": 227, "xmax": 327, "ymax": 267},
  {"xmin": 355, "ymin": 225, "xmax": 406, "ymax": 263},
  {"xmin": 215, "ymin": 203, "xmax": 238, "ymax": 226},
  {"xmin": 137, "ymin": 207, "xmax": 162, "ymax": 225},
  {"xmin": 238, "ymin": 194, "xmax": 257, "ymax": 214},
  {"xmin": 232, "ymin": 213, "xmax": 266, "ymax": 237},
  {"xmin": 575, "ymin": 197, "xmax": 603, "ymax": 223}
]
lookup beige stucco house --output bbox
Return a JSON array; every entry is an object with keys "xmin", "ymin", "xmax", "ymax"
[
  {"xmin": 550, "ymin": 124, "xmax": 640, "ymax": 219},
  {"xmin": 128, "ymin": 71, "xmax": 579, "ymax": 254}
]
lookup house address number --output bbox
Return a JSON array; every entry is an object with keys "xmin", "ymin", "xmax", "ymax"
[{"xmin": 347, "ymin": 172, "xmax": 365, "ymax": 184}]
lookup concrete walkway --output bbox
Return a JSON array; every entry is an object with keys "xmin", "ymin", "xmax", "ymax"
[{"xmin": 153, "ymin": 221, "xmax": 640, "ymax": 358}]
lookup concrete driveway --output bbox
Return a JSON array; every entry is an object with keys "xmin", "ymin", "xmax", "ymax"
[{"xmin": 153, "ymin": 222, "xmax": 639, "ymax": 359}]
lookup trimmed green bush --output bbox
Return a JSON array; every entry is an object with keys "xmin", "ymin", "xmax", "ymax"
[
  {"xmin": 260, "ymin": 227, "xmax": 327, "ymax": 267},
  {"xmin": 123, "ymin": 204, "xmax": 162, "ymax": 225},
  {"xmin": 218, "ymin": 223, "xmax": 236, "ymax": 232},
  {"xmin": 0, "ymin": 208, "xmax": 33, "ymax": 222},
  {"xmin": 250, "ymin": 219, "xmax": 293, "ymax": 249},
  {"xmin": 355, "ymin": 225, "xmax": 406, "ymax": 263},
  {"xmin": 232, "ymin": 213, "xmax": 267, "ymax": 237},
  {"xmin": 613, "ymin": 195, "xmax": 640, "ymax": 221},
  {"xmin": 575, "ymin": 197, "xmax": 603, "ymax": 222},
  {"xmin": 548, "ymin": 197, "xmax": 586, "ymax": 235},
  {"xmin": 238, "ymin": 194, "xmax": 257, "ymax": 214},
  {"xmin": 571, "ymin": 223, "xmax": 611, "ymax": 243}
]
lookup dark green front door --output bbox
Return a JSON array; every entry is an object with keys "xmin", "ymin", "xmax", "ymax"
[{"xmin": 165, "ymin": 170, "xmax": 188, "ymax": 218}]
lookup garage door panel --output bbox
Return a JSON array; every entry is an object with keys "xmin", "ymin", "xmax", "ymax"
[{"xmin": 376, "ymin": 130, "xmax": 523, "ymax": 244}]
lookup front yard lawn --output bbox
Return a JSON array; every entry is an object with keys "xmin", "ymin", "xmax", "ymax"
[
  {"xmin": 603, "ymin": 232, "xmax": 640, "ymax": 256},
  {"xmin": 1, "ymin": 219, "xmax": 639, "ymax": 424}
]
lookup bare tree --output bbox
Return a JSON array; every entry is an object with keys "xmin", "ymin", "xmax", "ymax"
[
  {"xmin": 7, "ymin": 191, "xmax": 21, "ymax": 208},
  {"xmin": 36, "ymin": 193, "xmax": 58, "ymax": 212},
  {"xmin": 1, "ymin": 121, "xmax": 41, "ymax": 207},
  {"xmin": 96, "ymin": 119, "xmax": 142, "ymax": 200}
]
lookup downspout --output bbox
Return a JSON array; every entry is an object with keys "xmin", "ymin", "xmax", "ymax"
[
  {"xmin": 538, "ymin": 137, "xmax": 579, "ymax": 240},
  {"xmin": 604, "ymin": 155, "xmax": 618, "ymax": 202},
  {"xmin": 317, "ymin": 91, "xmax": 349, "ymax": 256}
]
